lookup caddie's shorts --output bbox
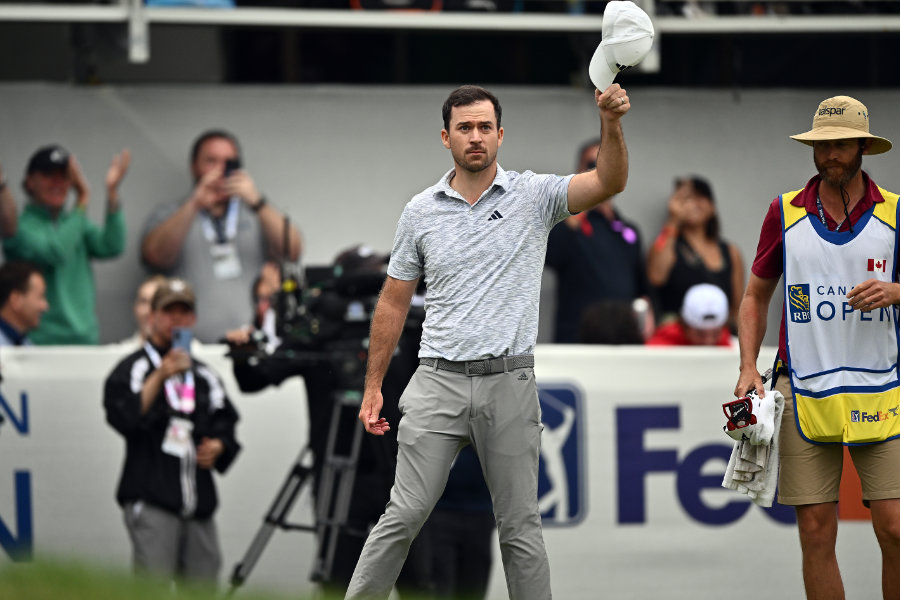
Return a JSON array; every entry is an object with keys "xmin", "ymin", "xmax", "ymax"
[{"xmin": 775, "ymin": 373, "xmax": 900, "ymax": 506}]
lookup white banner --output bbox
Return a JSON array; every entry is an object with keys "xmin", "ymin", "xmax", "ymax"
[{"xmin": 0, "ymin": 344, "xmax": 883, "ymax": 599}]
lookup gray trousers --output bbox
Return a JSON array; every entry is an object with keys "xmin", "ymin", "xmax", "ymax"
[
  {"xmin": 123, "ymin": 500, "xmax": 221, "ymax": 583},
  {"xmin": 346, "ymin": 364, "xmax": 551, "ymax": 600}
]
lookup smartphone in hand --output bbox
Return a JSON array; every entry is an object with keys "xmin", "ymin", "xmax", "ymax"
[
  {"xmin": 224, "ymin": 158, "xmax": 241, "ymax": 177},
  {"xmin": 172, "ymin": 327, "xmax": 192, "ymax": 354}
]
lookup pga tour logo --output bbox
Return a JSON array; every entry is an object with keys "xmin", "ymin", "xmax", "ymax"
[
  {"xmin": 851, "ymin": 410, "xmax": 860, "ymax": 423},
  {"xmin": 537, "ymin": 384, "xmax": 585, "ymax": 526}
]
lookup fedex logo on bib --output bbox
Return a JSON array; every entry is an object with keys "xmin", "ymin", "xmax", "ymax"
[{"xmin": 851, "ymin": 408, "xmax": 899, "ymax": 423}]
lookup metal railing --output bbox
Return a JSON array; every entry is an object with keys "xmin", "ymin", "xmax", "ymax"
[{"xmin": 0, "ymin": 2, "xmax": 897, "ymax": 64}]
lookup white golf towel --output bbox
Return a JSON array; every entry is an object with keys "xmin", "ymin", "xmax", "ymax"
[{"xmin": 721, "ymin": 390, "xmax": 785, "ymax": 507}]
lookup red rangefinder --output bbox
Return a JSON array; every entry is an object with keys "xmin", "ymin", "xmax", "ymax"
[{"xmin": 723, "ymin": 396, "xmax": 757, "ymax": 432}]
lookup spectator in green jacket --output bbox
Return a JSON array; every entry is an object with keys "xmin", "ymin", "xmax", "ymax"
[{"xmin": 2, "ymin": 145, "xmax": 130, "ymax": 344}]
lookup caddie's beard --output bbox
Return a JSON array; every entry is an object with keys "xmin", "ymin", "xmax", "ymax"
[{"xmin": 815, "ymin": 147, "xmax": 864, "ymax": 188}]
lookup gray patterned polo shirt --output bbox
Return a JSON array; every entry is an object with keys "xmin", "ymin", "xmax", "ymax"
[{"xmin": 387, "ymin": 165, "xmax": 573, "ymax": 361}]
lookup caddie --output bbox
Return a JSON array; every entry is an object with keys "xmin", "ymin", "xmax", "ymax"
[{"xmin": 734, "ymin": 95, "xmax": 900, "ymax": 600}]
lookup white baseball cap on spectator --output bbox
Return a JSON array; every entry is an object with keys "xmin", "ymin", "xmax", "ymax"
[
  {"xmin": 588, "ymin": 0, "xmax": 655, "ymax": 91},
  {"xmin": 681, "ymin": 283, "xmax": 728, "ymax": 330}
]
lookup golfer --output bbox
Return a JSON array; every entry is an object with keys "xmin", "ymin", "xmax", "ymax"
[{"xmin": 346, "ymin": 83, "xmax": 631, "ymax": 600}]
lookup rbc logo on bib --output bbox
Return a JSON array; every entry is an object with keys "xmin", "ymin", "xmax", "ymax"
[
  {"xmin": 537, "ymin": 384, "xmax": 585, "ymax": 526},
  {"xmin": 788, "ymin": 283, "xmax": 812, "ymax": 323}
]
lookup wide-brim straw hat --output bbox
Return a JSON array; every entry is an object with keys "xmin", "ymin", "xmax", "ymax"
[{"xmin": 790, "ymin": 95, "xmax": 892, "ymax": 155}]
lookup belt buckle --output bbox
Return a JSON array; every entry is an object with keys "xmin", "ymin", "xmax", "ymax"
[{"xmin": 465, "ymin": 359, "xmax": 488, "ymax": 376}]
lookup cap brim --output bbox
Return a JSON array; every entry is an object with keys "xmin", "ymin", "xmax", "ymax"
[
  {"xmin": 29, "ymin": 166, "xmax": 68, "ymax": 175},
  {"xmin": 791, "ymin": 127, "xmax": 892, "ymax": 155},
  {"xmin": 589, "ymin": 43, "xmax": 617, "ymax": 92},
  {"xmin": 157, "ymin": 295, "xmax": 196, "ymax": 310}
]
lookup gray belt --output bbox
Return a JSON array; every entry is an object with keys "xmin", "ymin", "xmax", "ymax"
[{"xmin": 419, "ymin": 355, "xmax": 534, "ymax": 376}]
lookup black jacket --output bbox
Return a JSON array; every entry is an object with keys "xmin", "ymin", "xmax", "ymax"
[{"xmin": 104, "ymin": 345, "xmax": 241, "ymax": 519}]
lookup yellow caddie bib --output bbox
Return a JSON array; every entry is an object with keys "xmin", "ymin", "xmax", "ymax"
[{"xmin": 782, "ymin": 186, "xmax": 900, "ymax": 444}]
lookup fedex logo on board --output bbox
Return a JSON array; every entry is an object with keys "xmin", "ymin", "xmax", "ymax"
[{"xmin": 615, "ymin": 406, "xmax": 796, "ymax": 526}]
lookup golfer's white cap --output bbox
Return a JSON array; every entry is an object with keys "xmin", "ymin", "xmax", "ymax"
[
  {"xmin": 589, "ymin": 0, "xmax": 655, "ymax": 92},
  {"xmin": 681, "ymin": 283, "xmax": 729, "ymax": 330}
]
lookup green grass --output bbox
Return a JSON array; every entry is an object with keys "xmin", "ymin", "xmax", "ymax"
[
  {"xmin": 0, "ymin": 558, "xmax": 439, "ymax": 600},
  {"xmin": 0, "ymin": 558, "xmax": 305, "ymax": 600}
]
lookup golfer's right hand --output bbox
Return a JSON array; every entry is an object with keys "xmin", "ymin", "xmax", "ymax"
[{"xmin": 359, "ymin": 388, "xmax": 390, "ymax": 436}]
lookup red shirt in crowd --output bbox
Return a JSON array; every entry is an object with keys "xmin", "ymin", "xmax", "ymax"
[{"xmin": 646, "ymin": 321, "xmax": 733, "ymax": 347}]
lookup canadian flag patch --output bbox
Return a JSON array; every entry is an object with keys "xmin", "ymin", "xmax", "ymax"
[{"xmin": 868, "ymin": 258, "xmax": 887, "ymax": 272}]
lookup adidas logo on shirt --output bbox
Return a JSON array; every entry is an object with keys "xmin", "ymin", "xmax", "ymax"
[
  {"xmin": 517, "ymin": 371, "xmax": 528, "ymax": 381},
  {"xmin": 488, "ymin": 210, "xmax": 504, "ymax": 221}
]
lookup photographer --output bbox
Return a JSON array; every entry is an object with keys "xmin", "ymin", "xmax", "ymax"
[
  {"xmin": 141, "ymin": 129, "xmax": 301, "ymax": 342},
  {"xmin": 104, "ymin": 278, "xmax": 241, "ymax": 585}
]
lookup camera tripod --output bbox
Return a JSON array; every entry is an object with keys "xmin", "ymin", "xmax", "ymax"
[{"xmin": 228, "ymin": 388, "xmax": 366, "ymax": 595}]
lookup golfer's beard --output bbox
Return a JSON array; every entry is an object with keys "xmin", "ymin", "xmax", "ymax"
[
  {"xmin": 456, "ymin": 148, "xmax": 495, "ymax": 174},
  {"xmin": 816, "ymin": 151, "xmax": 863, "ymax": 188}
]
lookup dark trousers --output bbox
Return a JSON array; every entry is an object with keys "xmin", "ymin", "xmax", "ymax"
[{"xmin": 417, "ymin": 509, "xmax": 496, "ymax": 599}]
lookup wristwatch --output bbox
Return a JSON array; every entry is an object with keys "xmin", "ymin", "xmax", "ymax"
[{"xmin": 251, "ymin": 195, "xmax": 267, "ymax": 213}]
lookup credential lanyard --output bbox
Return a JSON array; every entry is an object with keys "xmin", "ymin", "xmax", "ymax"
[
  {"xmin": 201, "ymin": 198, "xmax": 240, "ymax": 244},
  {"xmin": 143, "ymin": 342, "xmax": 195, "ymax": 414},
  {"xmin": 816, "ymin": 196, "xmax": 848, "ymax": 231}
]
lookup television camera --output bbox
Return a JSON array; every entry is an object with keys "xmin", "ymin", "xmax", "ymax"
[
  {"xmin": 226, "ymin": 250, "xmax": 424, "ymax": 595},
  {"xmin": 228, "ymin": 258, "xmax": 422, "ymax": 391}
]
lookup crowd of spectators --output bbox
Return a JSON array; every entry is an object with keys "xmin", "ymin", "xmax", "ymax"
[
  {"xmin": 230, "ymin": 0, "xmax": 900, "ymax": 14},
  {"xmin": 545, "ymin": 141, "xmax": 744, "ymax": 347},
  {"xmin": 0, "ymin": 129, "xmax": 745, "ymax": 595},
  {"xmin": 233, "ymin": 0, "xmax": 900, "ymax": 17},
  {"xmin": 0, "ymin": 133, "xmax": 747, "ymax": 350}
]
